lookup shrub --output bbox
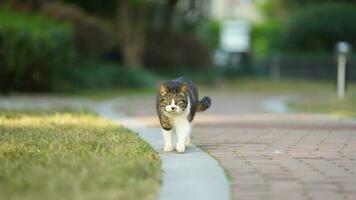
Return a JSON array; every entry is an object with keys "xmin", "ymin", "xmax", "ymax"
[
  {"xmin": 196, "ymin": 20, "xmax": 221, "ymax": 49},
  {"xmin": 144, "ymin": 31, "xmax": 213, "ymax": 71},
  {"xmin": 251, "ymin": 19, "xmax": 284, "ymax": 58},
  {"xmin": 0, "ymin": 0, "xmax": 118, "ymax": 17},
  {"xmin": 0, "ymin": 8, "xmax": 76, "ymax": 92},
  {"xmin": 62, "ymin": 0, "xmax": 117, "ymax": 17},
  {"xmin": 153, "ymin": 67, "xmax": 219, "ymax": 86},
  {"xmin": 40, "ymin": 2, "xmax": 115, "ymax": 58},
  {"xmin": 55, "ymin": 61, "xmax": 156, "ymax": 91},
  {"xmin": 280, "ymin": 3, "xmax": 356, "ymax": 53}
]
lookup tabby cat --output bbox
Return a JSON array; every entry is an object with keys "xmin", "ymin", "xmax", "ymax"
[{"xmin": 156, "ymin": 77, "xmax": 211, "ymax": 153}]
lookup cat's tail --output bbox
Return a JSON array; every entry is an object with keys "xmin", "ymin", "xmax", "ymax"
[{"xmin": 197, "ymin": 96, "xmax": 211, "ymax": 112}]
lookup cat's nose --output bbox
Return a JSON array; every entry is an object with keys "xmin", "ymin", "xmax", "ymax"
[{"xmin": 171, "ymin": 107, "xmax": 177, "ymax": 111}]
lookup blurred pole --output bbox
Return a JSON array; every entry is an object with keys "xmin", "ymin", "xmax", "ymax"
[
  {"xmin": 337, "ymin": 54, "xmax": 346, "ymax": 100},
  {"xmin": 336, "ymin": 42, "xmax": 350, "ymax": 100},
  {"xmin": 270, "ymin": 52, "xmax": 281, "ymax": 81}
]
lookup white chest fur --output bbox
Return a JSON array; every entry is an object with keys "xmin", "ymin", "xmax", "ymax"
[
  {"xmin": 162, "ymin": 98, "xmax": 191, "ymax": 153},
  {"xmin": 165, "ymin": 98, "xmax": 190, "ymax": 127}
]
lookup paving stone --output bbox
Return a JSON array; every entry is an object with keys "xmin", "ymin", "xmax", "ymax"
[
  {"xmin": 190, "ymin": 93, "xmax": 356, "ymax": 200},
  {"xmin": 114, "ymin": 92, "xmax": 356, "ymax": 200}
]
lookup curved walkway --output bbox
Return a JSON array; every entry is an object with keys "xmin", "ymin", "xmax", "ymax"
[
  {"xmin": 94, "ymin": 98, "xmax": 230, "ymax": 200},
  {"xmin": 117, "ymin": 92, "xmax": 356, "ymax": 200},
  {"xmin": 0, "ymin": 95, "xmax": 231, "ymax": 200},
  {"xmin": 4, "ymin": 93, "xmax": 356, "ymax": 200}
]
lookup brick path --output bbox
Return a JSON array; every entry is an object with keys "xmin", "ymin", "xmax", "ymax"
[{"xmin": 118, "ymin": 92, "xmax": 356, "ymax": 200}]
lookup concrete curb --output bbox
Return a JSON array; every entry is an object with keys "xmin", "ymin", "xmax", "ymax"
[
  {"xmin": 95, "ymin": 98, "xmax": 231, "ymax": 200},
  {"xmin": 0, "ymin": 95, "xmax": 231, "ymax": 200}
]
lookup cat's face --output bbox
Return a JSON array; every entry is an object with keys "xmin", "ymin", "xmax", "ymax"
[{"xmin": 159, "ymin": 84, "xmax": 188, "ymax": 115}]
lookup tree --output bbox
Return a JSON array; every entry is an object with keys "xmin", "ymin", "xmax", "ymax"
[
  {"xmin": 255, "ymin": 0, "xmax": 356, "ymax": 18},
  {"xmin": 117, "ymin": 0, "xmax": 205, "ymax": 68},
  {"xmin": 117, "ymin": 0, "xmax": 149, "ymax": 69}
]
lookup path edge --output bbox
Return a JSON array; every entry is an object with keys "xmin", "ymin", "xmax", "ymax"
[{"xmin": 94, "ymin": 98, "xmax": 231, "ymax": 200}]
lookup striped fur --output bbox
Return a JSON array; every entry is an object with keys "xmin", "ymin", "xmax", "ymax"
[
  {"xmin": 156, "ymin": 77, "xmax": 211, "ymax": 130},
  {"xmin": 197, "ymin": 96, "xmax": 211, "ymax": 112},
  {"xmin": 156, "ymin": 77, "xmax": 211, "ymax": 152}
]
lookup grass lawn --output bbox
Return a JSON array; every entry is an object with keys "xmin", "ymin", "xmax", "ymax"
[
  {"xmin": 0, "ymin": 111, "xmax": 161, "ymax": 200},
  {"xmin": 225, "ymin": 77, "xmax": 356, "ymax": 117},
  {"xmin": 288, "ymin": 96, "xmax": 356, "ymax": 118},
  {"xmin": 224, "ymin": 77, "xmax": 342, "ymax": 94},
  {"xmin": 69, "ymin": 88, "xmax": 155, "ymax": 101}
]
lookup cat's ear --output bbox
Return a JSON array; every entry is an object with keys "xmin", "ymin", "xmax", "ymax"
[
  {"xmin": 159, "ymin": 84, "xmax": 168, "ymax": 95},
  {"xmin": 179, "ymin": 83, "xmax": 188, "ymax": 94}
]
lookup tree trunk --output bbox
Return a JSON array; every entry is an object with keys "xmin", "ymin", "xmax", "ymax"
[
  {"xmin": 117, "ymin": 0, "xmax": 147, "ymax": 69},
  {"xmin": 164, "ymin": 0, "xmax": 179, "ymax": 32}
]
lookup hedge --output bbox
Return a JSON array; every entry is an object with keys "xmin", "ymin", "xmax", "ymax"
[
  {"xmin": 280, "ymin": 3, "xmax": 356, "ymax": 53},
  {"xmin": 56, "ymin": 61, "xmax": 156, "ymax": 91},
  {"xmin": 0, "ymin": 8, "xmax": 76, "ymax": 92}
]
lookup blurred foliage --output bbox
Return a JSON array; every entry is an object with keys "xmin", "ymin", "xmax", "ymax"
[
  {"xmin": 0, "ymin": 8, "xmax": 76, "ymax": 92},
  {"xmin": 62, "ymin": 0, "xmax": 117, "ymax": 17},
  {"xmin": 279, "ymin": 3, "xmax": 356, "ymax": 53},
  {"xmin": 61, "ymin": 0, "xmax": 151, "ymax": 17},
  {"xmin": 251, "ymin": 19, "xmax": 283, "ymax": 58},
  {"xmin": 41, "ymin": 2, "xmax": 115, "ymax": 57},
  {"xmin": 0, "ymin": 0, "xmax": 43, "ymax": 10},
  {"xmin": 254, "ymin": 0, "xmax": 287, "ymax": 18},
  {"xmin": 55, "ymin": 61, "xmax": 157, "ymax": 92},
  {"xmin": 252, "ymin": 1, "xmax": 356, "ymax": 56},
  {"xmin": 0, "ymin": 0, "xmax": 218, "ymax": 94},
  {"xmin": 196, "ymin": 20, "xmax": 221, "ymax": 49},
  {"xmin": 255, "ymin": 0, "xmax": 356, "ymax": 18},
  {"xmin": 145, "ymin": 31, "xmax": 213, "ymax": 70},
  {"xmin": 153, "ymin": 67, "xmax": 219, "ymax": 86}
]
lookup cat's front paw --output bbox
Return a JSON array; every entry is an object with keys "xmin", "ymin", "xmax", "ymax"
[
  {"xmin": 176, "ymin": 143, "xmax": 186, "ymax": 153},
  {"xmin": 164, "ymin": 145, "xmax": 174, "ymax": 152},
  {"xmin": 185, "ymin": 137, "xmax": 192, "ymax": 146}
]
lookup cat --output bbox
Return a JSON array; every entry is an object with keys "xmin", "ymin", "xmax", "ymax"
[{"xmin": 156, "ymin": 77, "xmax": 211, "ymax": 153}]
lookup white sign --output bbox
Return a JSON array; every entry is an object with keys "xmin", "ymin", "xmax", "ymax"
[{"xmin": 220, "ymin": 20, "xmax": 250, "ymax": 53}]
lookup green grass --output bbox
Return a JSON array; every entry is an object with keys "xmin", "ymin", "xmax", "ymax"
[
  {"xmin": 69, "ymin": 87, "xmax": 155, "ymax": 101},
  {"xmin": 225, "ymin": 77, "xmax": 344, "ymax": 94},
  {"xmin": 54, "ymin": 62, "xmax": 158, "ymax": 94},
  {"xmin": 288, "ymin": 96, "xmax": 356, "ymax": 118},
  {"xmin": 226, "ymin": 77, "xmax": 356, "ymax": 117},
  {"xmin": 0, "ymin": 107, "xmax": 91, "ymax": 115},
  {"xmin": 0, "ymin": 112, "xmax": 161, "ymax": 200}
]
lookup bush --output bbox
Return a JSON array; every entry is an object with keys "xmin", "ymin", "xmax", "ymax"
[
  {"xmin": 196, "ymin": 20, "xmax": 221, "ymax": 49},
  {"xmin": 0, "ymin": 8, "xmax": 76, "ymax": 92},
  {"xmin": 154, "ymin": 67, "xmax": 219, "ymax": 86},
  {"xmin": 144, "ymin": 31, "xmax": 213, "ymax": 70},
  {"xmin": 40, "ymin": 2, "xmax": 115, "ymax": 57},
  {"xmin": 55, "ymin": 61, "xmax": 156, "ymax": 91},
  {"xmin": 0, "ymin": 0, "xmax": 118, "ymax": 17},
  {"xmin": 62, "ymin": 0, "xmax": 117, "ymax": 17},
  {"xmin": 251, "ymin": 19, "xmax": 283, "ymax": 58},
  {"xmin": 280, "ymin": 3, "xmax": 356, "ymax": 53}
]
